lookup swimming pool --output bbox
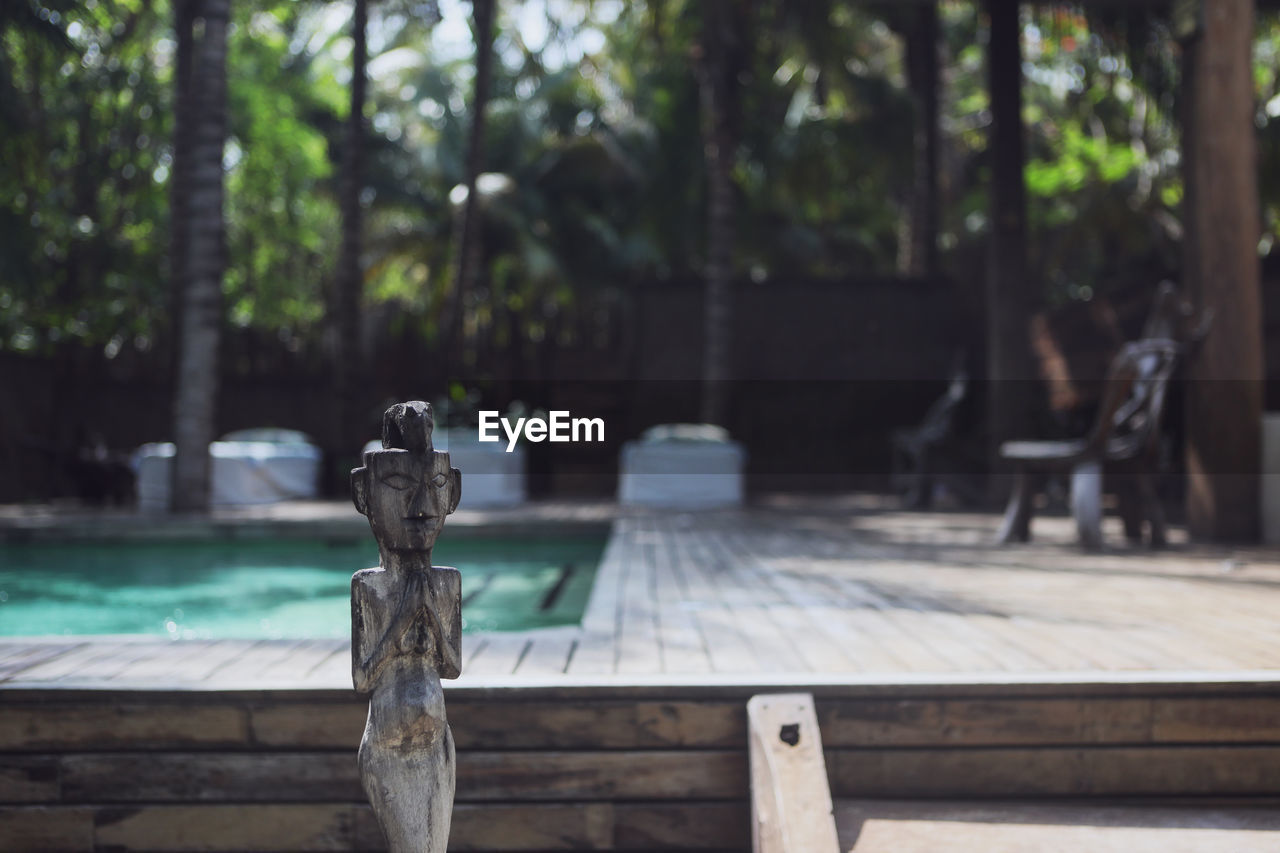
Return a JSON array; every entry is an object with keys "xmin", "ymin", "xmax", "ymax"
[{"xmin": 0, "ymin": 536, "xmax": 604, "ymax": 638}]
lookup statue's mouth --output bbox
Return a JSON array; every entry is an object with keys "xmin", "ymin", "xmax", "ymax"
[{"xmin": 403, "ymin": 516, "xmax": 438, "ymax": 522}]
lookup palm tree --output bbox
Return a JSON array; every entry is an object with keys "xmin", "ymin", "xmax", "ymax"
[
  {"xmin": 898, "ymin": 3, "xmax": 940, "ymax": 278},
  {"xmin": 334, "ymin": 0, "xmax": 368, "ymax": 462},
  {"xmin": 171, "ymin": 0, "xmax": 229, "ymax": 512},
  {"xmin": 445, "ymin": 0, "xmax": 496, "ymax": 372},
  {"xmin": 694, "ymin": 0, "xmax": 744, "ymax": 426}
]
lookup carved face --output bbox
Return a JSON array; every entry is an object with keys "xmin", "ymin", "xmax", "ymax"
[{"xmin": 359, "ymin": 449, "xmax": 459, "ymax": 553}]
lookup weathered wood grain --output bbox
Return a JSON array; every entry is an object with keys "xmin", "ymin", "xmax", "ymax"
[
  {"xmin": 836, "ymin": 800, "xmax": 1280, "ymax": 852},
  {"xmin": 0, "ymin": 703, "xmax": 250, "ymax": 751},
  {"xmin": 457, "ymin": 750, "xmax": 746, "ymax": 801},
  {"xmin": 747, "ymin": 693, "xmax": 839, "ymax": 853},
  {"xmin": 41, "ymin": 750, "xmax": 745, "ymax": 804},
  {"xmin": 0, "ymin": 757, "xmax": 59, "ymax": 803},
  {"xmin": 92, "ymin": 803, "xmax": 364, "ymax": 851},
  {"xmin": 0, "ymin": 802, "xmax": 751, "ymax": 851},
  {"xmin": 828, "ymin": 745, "xmax": 1280, "ymax": 798},
  {"xmin": 0, "ymin": 806, "xmax": 95, "ymax": 851}
]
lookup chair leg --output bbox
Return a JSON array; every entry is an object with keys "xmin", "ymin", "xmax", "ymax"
[
  {"xmin": 1071, "ymin": 460, "xmax": 1103, "ymax": 551},
  {"xmin": 1115, "ymin": 476, "xmax": 1144, "ymax": 543},
  {"xmin": 1137, "ymin": 471, "xmax": 1167, "ymax": 548},
  {"xmin": 997, "ymin": 468, "xmax": 1035, "ymax": 544}
]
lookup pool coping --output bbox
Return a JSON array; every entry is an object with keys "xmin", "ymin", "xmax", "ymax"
[{"xmin": 0, "ymin": 499, "xmax": 618, "ymax": 543}]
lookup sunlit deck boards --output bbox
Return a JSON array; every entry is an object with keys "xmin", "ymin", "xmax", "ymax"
[{"xmin": 5, "ymin": 498, "xmax": 1280, "ymax": 687}]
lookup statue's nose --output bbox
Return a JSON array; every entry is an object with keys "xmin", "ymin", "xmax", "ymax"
[{"xmin": 407, "ymin": 482, "xmax": 436, "ymax": 517}]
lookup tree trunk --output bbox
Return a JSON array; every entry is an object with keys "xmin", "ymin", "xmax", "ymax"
[
  {"xmin": 983, "ymin": 0, "xmax": 1034, "ymax": 479},
  {"xmin": 445, "ymin": 0, "xmax": 495, "ymax": 376},
  {"xmin": 696, "ymin": 0, "xmax": 740, "ymax": 428},
  {"xmin": 898, "ymin": 2, "xmax": 940, "ymax": 279},
  {"xmin": 171, "ymin": 0, "xmax": 229, "ymax": 512},
  {"xmin": 169, "ymin": 0, "xmax": 193, "ymax": 388},
  {"xmin": 1181, "ymin": 0, "xmax": 1262, "ymax": 541},
  {"xmin": 335, "ymin": 0, "xmax": 367, "ymax": 461}
]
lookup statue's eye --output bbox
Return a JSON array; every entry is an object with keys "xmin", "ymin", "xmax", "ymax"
[
  {"xmin": 379, "ymin": 473, "xmax": 416, "ymax": 491},
  {"xmin": 430, "ymin": 472, "xmax": 448, "ymax": 488}
]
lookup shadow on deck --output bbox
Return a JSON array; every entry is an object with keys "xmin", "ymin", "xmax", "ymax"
[{"xmin": 3, "ymin": 496, "xmax": 1280, "ymax": 850}]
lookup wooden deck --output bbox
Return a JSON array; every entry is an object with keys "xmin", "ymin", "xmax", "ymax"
[
  {"xmin": 5, "ymin": 496, "xmax": 1280, "ymax": 688},
  {"xmin": 6, "ymin": 498, "xmax": 1280, "ymax": 851}
]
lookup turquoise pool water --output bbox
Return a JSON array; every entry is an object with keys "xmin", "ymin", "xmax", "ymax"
[{"xmin": 0, "ymin": 536, "xmax": 603, "ymax": 638}]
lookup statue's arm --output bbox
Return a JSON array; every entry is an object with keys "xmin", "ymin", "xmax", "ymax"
[
  {"xmin": 351, "ymin": 570, "xmax": 425, "ymax": 693},
  {"xmin": 351, "ymin": 573, "xmax": 375, "ymax": 693},
  {"xmin": 421, "ymin": 567, "xmax": 462, "ymax": 679}
]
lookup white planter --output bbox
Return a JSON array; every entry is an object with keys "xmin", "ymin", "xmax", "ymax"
[
  {"xmin": 618, "ymin": 427, "xmax": 745, "ymax": 508},
  {"xmin": 135, "ymin": 441, "xmax": 321, "ymax": 512}
]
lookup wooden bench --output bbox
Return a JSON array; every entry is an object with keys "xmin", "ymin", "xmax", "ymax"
[{"xmin": 996, "ymin": 337, "xmax": 1181, "ymax": 550}]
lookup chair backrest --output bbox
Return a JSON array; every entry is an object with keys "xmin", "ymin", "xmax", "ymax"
[
  {"xmin": 914, "ymin": 365, "xmax": 969, "ymax": 444},
  {"xmin": 1083, "ymin": 338, "xmax": 1181, "ymax": 461}
]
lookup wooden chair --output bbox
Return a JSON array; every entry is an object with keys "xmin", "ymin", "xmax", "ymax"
[
  {"xmin": 996, "ymin": 338, "xmax": 1181, "ymax": 550},
  {"xmin": 890, "ymin": 360, "xmax": 969, "ymax": 508}
]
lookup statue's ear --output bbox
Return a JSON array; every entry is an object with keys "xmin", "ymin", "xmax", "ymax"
[
  {"xmin": 448, "ymin": 467, "xmax": 461, "ymax": 514},
  {"xmin": 351, "ymin": 468, "xmax": 369, "ymax": 516}
]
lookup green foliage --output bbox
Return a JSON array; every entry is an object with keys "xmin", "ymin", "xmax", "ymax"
[
  {"xmin": 5, "ymin": 0, "xmax": 1280, "ymax": 362},
  {"xmin": 0, "ymin": 0, "xmax": 173, "ymax": 354},
  {"xmin": 223, "ymin": 4, "xmax": 340, "ymax": 337}
]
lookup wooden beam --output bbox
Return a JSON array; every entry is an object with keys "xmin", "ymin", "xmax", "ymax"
[
  {"xmin": 747, "ymin": 693, "xmax": 840, "ymax": 853},
  {"xmin": 1181, "ymin": 0, "xmax": 1264, "ymax": 541},
  {"xmin": 984, "ymin": 0, "xmax": 1036, "ymax": 479}
]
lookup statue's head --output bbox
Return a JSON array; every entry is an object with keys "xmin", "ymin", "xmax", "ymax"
[{"xmin": 351, "ymin": 401, "xmax": 461, "ymax": 554}]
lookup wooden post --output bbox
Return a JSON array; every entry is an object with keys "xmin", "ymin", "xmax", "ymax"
[
  {"xmin": 984, "ymin": 0, "xmax": 1035, "ymax": 486},
  {"xmin": 900, "ymin": 2, "xmax": 941, "ymax": 278},
  {"xmin": 747, "ymin": 693, "xmax": 840, "ymax": 853},
  {"xmin": 1181, "ymin": 0, "xmax": 1263, "ymax": 541}
]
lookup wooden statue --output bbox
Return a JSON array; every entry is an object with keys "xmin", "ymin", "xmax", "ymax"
[{"xmin": 351, "ymin": 401, "xmax": 462, "ymax": 852}]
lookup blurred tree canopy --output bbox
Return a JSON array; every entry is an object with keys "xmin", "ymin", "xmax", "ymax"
[{"xmin": 4, "ymin": 0, "xmax": 1280, "ymax": 362}]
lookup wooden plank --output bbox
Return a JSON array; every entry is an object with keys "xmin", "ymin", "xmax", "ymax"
[
  {"xmin": 457, "ymin": 750, "xmax": 746, "ymax": 801},
  {"xmin": 612, "ymin": 802, "xmax": 750, "ymax": 850},
  {"xmin": 1154, "ymin": 696, "xmax": 1280, "ymax": 742},
  {"xmin": 99, "ymin": 639, "xmax": 254, "ymax": 684},
  {"xmin": 53, "ymin": 750, "xmax": 744, "ymax": 803},
  {"xmin": 250, "ymin": 700, "xmax": 366, "ymax": 748},
  {"xmin": 836, "ymin": 800, "xmax": 1280, "ymax": 853},
  {"xmin": 713, "ymin": 531, "xmax": 865, "ymax": 674},
  {"xmin": 465, "ymin": 633, "xmax": 532, "ymax": 677},
  {"xmin": 688, "ymin": 532, "xmax": 801, "ymax": 674},
  {"xmin": 615, "ymin": 533, "xmax": 663, "ymax": 674},
  {"xmin": 91, "ymin": 803, "xmax": 364, "ymax": 852},
  {"xmin": 748, "ymin": 693, "xmax": 839, "ymax": 853},
  {"xmin": 238, "ymin": 694, "xmax": 1280, "ymax": 752},
  {"xmin": 8, "ymin": 641, "xmax": 147, "ymax": 684},
  {"xmin": 297, "ymin": 642, "xmax": 354, "ymax": 687},
  {"xmin": 451, "ymin": 802, "xmax": 614, "ymax": 850},
  {"xmin": 4, "ymin": 802, "xmax": 750, "ymax": 852},
  {"xmin": 818, "ymin": 696, "xmax": 1154, "ymax": 748},
  {"xmin": 0, "ymin": 704, "xmax": 250, "ymax": 751},
  {"xmin": 0, "ymin": 643, "xmax": 91, "ymax": 682},
  {"xmin": 199, "ymin": 640, "xmax": 313, "ymax": 688},
  {"xmin": 0, "ymin": 757, "xmax": 59, "ymax": 803},
  {"xmin": 673, "ymin": 530, "xmax": 767, "ymax": 674},
  {"xmin": 59, "ymin": 752, "xmax": 361, "ymax": 803},
  {"xmin": 514, "ymin": 627, "xmax": 579, "ymax": 677},
  {"xmin": 652, "ymin": 519, "xmax": 714, "ymax": 674},
  {"xmin": 250, "ymin": 639, "xmax": 347, "ymax": 683},
  {"xmin": 828, "ymin": 745, "xmax": 1280, "ymax": 798},
  {"xmin": 451, "ymin": 700, "xmax": 744, "ymax": 750},
  {"xmin": 0, "ymin": 806, "xmax": 95, "ymax": 852}
]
